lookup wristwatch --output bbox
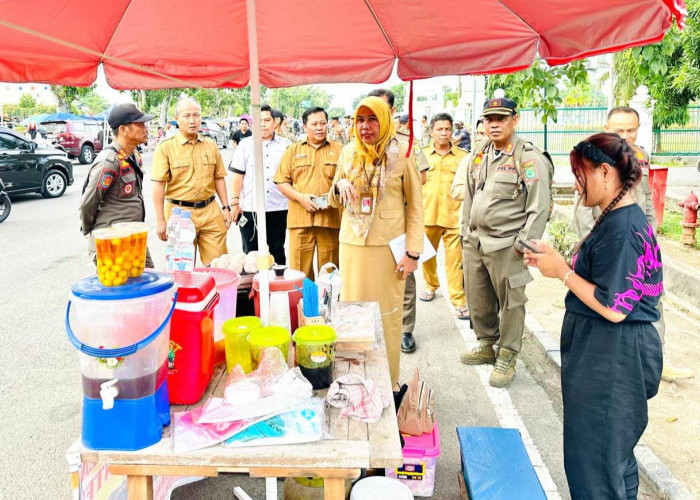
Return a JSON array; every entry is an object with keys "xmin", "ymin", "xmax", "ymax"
[
  {"xmin": 222, "ymin": 204, "xmax": 231, "ymax": 211},
  {"xmin": 406, "ymin": 251, "xmax": 420, "ymax": 261}
]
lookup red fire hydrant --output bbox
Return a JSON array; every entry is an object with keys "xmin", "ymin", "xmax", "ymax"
[{"xmin": 678, "ymin": 191, "xmax": 699, "ymax": 246}]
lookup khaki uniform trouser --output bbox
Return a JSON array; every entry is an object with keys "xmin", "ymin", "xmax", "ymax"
[
  {"xmin": 402, "ymin": 272, "xmax": 417, "ymax": 334},
  {"xmin": 422, "ymin": 225, "xmax": 466, "ymax": 307},
  {"xmin": 465, "ymin": 240, "xmax": 532, "ymax": 354},
  {"xmin": 166, "ymin": 201, "xmax": 227, "ymax": 266},
  {"xmin": 288, "ymin": 226, "xmax": 339, "ymax": 281}
]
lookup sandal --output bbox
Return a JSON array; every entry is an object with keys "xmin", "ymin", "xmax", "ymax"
[
  {"xmin": 419, "ymin": 291, "xmax": 436, "ymax": 302},
  {"xmin": 456, "ymin": 306, "xmax": 470, "ymax": 320}
]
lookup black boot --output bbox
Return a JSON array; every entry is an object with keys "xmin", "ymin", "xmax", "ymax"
[{"xmin": 401, "ymin": 332, "xmax": 417, "ymax": 353}]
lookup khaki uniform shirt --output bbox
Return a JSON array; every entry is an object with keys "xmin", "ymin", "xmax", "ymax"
[
  {"xmin": 329, "ymin": 127, "xmax": 349, "ymax": 145},
  {"xmin": 151, "ymin": 132, "xmax": 226, "ymax": 201},
  {"xmin": 80, "ymin": 142, "xmax": 145, "ymax": 235},
  {"xmin": 329, "ymin": 140, "xmax": 424, "ymax": 253},
  {"xmin": 422, "ymin": 144, "xmax": 467, "ymax": 228},
  {"xmin": 274, "ymin": 138, "xmax": 343, "ymax": 229},
  {"xmin": 395, "ymin": 129, "xmax": 430, "ymax": 174},
  {"xmin": 464, "ymin": 135, "xmax": 551, "ymax": 254},
  {"xmin": 573, "ymin": 145, "xmax": 657, "ymax": 237}
]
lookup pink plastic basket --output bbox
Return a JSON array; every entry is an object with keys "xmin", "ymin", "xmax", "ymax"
[{"xmin": 385, "ymin": 422, "xmax": 441, "ymax": 497}]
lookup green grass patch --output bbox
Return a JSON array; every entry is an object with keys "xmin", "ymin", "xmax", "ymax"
[{"xmin": 658, "ymin": 209, "xmax": 700, "ymax": 250}]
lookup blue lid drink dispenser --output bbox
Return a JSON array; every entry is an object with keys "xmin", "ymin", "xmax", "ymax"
[{"xmin": 66, "ymin": 271, "xmax": 176, "ymax": 450}]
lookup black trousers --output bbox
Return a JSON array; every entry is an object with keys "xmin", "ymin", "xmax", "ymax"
[
  {"xmin": 561, "ymin": 312, "xmax": 662, "ymax": 499},
  {"xmin": 239, "ymin": 210, "xmax": 287, "ymax": 266}
]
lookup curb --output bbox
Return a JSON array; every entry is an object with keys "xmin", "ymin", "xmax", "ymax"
[{"xmin": 524, "ymin": 312, "xmax": 695, "ymax": 500}]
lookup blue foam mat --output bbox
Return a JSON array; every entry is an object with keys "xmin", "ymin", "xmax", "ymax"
[{"xmin": 456, "ymin": 427, "xmax": 546, "ymax": 500}]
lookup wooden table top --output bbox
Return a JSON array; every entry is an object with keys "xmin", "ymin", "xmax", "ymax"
[{"xmin": 70, "ymin": 302, "xmax": 402, "ymax": 472}]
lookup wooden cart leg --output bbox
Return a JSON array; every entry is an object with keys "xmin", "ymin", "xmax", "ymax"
[
  {"xmin": 127, "ymin": 475, "xmax": 153, "ymax": 500},
  {"xmin": 324, "ymin": 477, "xmax": 345, "ymax": 500}
]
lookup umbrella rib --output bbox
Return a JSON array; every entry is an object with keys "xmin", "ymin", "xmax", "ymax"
[
  {"xmin": 100, "ymin": 0, "xmax": 135, "ymax": 66},
  {"xmin": 0, "ymin": 18, "xmax": 202, "ymax": 88},
  {"xmin": 363, "ymin": 0, "xmax": 399, "ymax": 58}
]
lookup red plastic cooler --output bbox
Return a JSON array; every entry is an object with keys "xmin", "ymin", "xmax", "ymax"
[{"xmin": 168, "ymin": 271, "xmax": 219, "ymax": 404}]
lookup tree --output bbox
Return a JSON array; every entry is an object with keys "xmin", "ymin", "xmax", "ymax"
[
  {"xmin": 18, "ymin": 93, "xmax": 37, "ymax": 111},
  {"xmin": 75, "ymin": 91, "xmax": 108, "ymax": 115},
  {"xmin": 486, "ymin": 59, "xmax": 589, "ymax": 123},
  {"xmin": 391, "ymin": 83, "xmax": 406, "ymax": 112},
  {"xmin": 50, "ymin": 85, "xmax": 95, "ymax": 113},
  {"xmin": 327, "ymin": 106, "xmax": 347, "ymax": 119},
  {"xmin": 609, "ymin": 0, "xmax": 699, "ymax": 127},
  {"xmin": 264, "ymin": 85, "xmax": 332, "ymax": 118}
]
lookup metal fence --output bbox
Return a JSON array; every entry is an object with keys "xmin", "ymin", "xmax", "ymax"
[
  {"xmin": 653, "ymin": 106, "xmax": 700, "ymax": 156},
  {"xmin": 516, "ymin": 106, "xmax": 700, "ymax": 156}
]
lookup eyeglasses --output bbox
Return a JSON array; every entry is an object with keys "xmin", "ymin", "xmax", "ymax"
[{"xmin": 573, "ymin": 141, "xmax": 616, "ymax": 166}]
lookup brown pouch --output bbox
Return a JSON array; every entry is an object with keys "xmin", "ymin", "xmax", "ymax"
[{"xmin": 398, "ymin": 368, "xmax": 434, "ymax": 436}]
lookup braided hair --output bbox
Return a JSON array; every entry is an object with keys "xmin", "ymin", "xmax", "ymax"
[{"xmin": 570, "ymin": 133, "xmax": 642, "ymax": 231}]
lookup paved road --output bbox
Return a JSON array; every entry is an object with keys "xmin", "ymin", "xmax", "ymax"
[{"xmin": 0, "ymin": 146, "xmax": 653, "ymax": 499}]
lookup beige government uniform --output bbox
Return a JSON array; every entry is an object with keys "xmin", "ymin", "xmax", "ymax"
[
  {"xmin": 422, "ymin": 144, "xmax": 468, "ymax": 307},
  {"xmin": 572, "ymin": 145, "xmax": 666, "ymax": 341},
  {"xmin": 274, "ymin": 138, "xmax": 343, "ymax": 280},
  {"xmin": 151, "ymin": 132, "xmax": 228, "ymax": 265},
  {"xmin": 80, "ymin": 142, "xmax": 154, "ymax": 267},
  {"xmin": 329, "ymin": 138, "xmax": 424, "ymax": 385},
  {"xmin": 463, "ymin": 135, "xmax": 551, "ymax": 354},
  {"xmin": 329, "ymin": 127, "xmax": 349, "ymax": 145},
  {"xmin": 396, "ymin": 129, "xmax": 430, "ymax": 334}
]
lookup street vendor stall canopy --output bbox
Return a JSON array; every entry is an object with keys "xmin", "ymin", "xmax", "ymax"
[{"xmin": 0, "ymin": 0, "xmax": 687, "ymax": 89}]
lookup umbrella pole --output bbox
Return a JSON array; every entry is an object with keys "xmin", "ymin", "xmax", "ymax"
[{"xmin": 246, "ymin": 0, "xmax": 271, "ymax": 327}]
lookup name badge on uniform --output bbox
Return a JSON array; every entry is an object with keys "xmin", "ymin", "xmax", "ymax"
[
  {"xmin": 295, "ymin": 153, "xmax": 307, "ymax": 158},
  {"xmin": 360, "ymin": 193, "xmax": 374, "ymax": 215}
]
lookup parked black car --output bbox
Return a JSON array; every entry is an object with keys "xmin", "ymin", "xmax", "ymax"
[
  {"xmin": 0, "ymin": 127, "xmax": 74, "ymax": 198},
  {"xmin": 200, "ymin": 120, "xmax": 228, "ymax": 148}
]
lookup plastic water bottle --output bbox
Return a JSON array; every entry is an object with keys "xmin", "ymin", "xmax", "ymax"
[
  {"xmin": 165, "ymin": 207, "xmax": 182, "ymax": 271},
  {"xmin": 174, "ymin": 210, "xmax": 196, "ymax": 271}
]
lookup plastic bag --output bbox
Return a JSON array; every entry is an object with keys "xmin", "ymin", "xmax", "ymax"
[
  {"xmin": 317, "ymin": 263, "xmax": 342, "ymax": 320},
  {"xmin": 224, "ymin": 398, "xmax": 325, "ymax": 448},
  {"xmin": 172, "ymin": 406, "xmax": 257, "ymax": 453},
  {"xmin": 196, "ymin": 358, "xmax": 313, "ymax": 424}
]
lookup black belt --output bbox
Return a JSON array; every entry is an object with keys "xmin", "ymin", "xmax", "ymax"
[{"xmin": 166, "ymin": 195, "xmax": 215, "ymax": 209}]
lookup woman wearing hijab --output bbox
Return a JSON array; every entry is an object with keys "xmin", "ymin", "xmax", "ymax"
[
  {"xmin": 329, "ymin": 96, "xmax": 424, "ymax": 386},
  {"xmin": 524, "ymin": 133, "xmax": 662, "ymax": 499}
]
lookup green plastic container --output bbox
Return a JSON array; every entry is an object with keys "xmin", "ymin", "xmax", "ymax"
[
  {"xmin": 247, "ymin": 326, "xmax": 291, "ymax": 369},
  {"xmin": 222, "ymin": 316, "xmax": 262, "ymax": 373},
  {"xmin": 293, "ymin": 325, "xmax": 337, "ymax": 390}
]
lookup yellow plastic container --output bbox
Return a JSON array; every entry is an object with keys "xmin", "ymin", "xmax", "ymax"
[
  {"xmin": 247, "ymin": 326, "xmax": 291, "ymax": 369},
  {"xmin": 222, "ymin": 316, "xmax": 262, "ymax": 373}
]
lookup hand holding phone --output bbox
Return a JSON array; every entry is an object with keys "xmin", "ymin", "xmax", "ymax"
[{"xmin": 518, "ymin": 239, "xmax": 542, "ymax": 254}]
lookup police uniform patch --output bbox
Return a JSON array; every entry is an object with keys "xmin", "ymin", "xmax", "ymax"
[
  {"xmin": 521, "ymin": 160, "xmax": 539, "ymax": 183},
  {"xmin": 503, "ymin": 143, "xmax": 514, "ymax": 155},
  {"xmin": 122, "ymin": 183, "xmax": 134, "ymax": 196},
  {"xmin": 635, "ymin": 150, "xmax": 644, "ymax": 160},
  {"xmin": 98, "ymin": 170, "xmax": 115, "ymax": 190}
]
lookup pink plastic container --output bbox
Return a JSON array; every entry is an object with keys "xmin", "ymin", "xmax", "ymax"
[
  {"xmin": 194, "ymin": 268, "xmax": 240, "ymax": 366},
  {"xmin": 385, "ymin": 422, "xmax": 441, "ymax": 497}
]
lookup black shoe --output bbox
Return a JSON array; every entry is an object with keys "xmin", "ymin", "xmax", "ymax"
[{"xmin": 401, "ymin": 332, "xmax": 417, "ymax": 353}]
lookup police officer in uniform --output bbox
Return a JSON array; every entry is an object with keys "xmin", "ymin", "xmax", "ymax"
[
  {"xmin": 80, "ymin": 103, "xmax": 155, "ymax": 267},
  {"xmin": 460, "ymin": 98, "xmax": 552, "ymax": 387}
]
